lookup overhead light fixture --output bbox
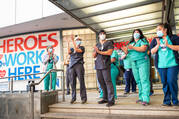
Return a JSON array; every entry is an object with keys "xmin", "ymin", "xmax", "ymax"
[{"xmin": 80, "ymin": 0, "xmax": 148, "ymax": 14}]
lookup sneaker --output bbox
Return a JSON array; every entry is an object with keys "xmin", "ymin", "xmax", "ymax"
[
  {"xmin": 124, "ymin": 92, "xmax": 129, "ymax": 95},
  {"xmin": 136, "ymin": 100, "xmax": 142, "ymax": 104},
  {"xmin": 98, "ymin": 100, "xmax": 108, "ymax": 104},
  {"xmin": 132, "ymin": 91, "xmax": 137, "ymax": 94},
  {"xmin": 81, "ymin": 99, "xmax": 87, "ymax": 104},
  {"xmin": 70, "ymin": 99, "xmax": 76, "ymax": 104},
  {"xmin": 106, "ymin": 102, "xmax": 115, "ymax": 107},
  {"xmin": 142, "ymin": 102, "xmax": 149, "ymax": 106},
  {"xmin": 162, "ymin": 103, "xmax": 172, "ymax": 106}
]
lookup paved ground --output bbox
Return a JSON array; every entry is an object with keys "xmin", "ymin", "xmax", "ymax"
[
  {"xmin": 42, "ymin": 88, "xmax": 179, "ymax": 119},
  {"xmin": 58, "ymin": 88, "xmax": 179, "ymax": 109}
]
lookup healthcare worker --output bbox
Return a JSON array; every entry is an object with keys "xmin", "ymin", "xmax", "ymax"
[
  {"xmin": 93, "ymin": 30, "xmax": 115, "ymax": 107},
  {"xmin": 68, "ymin": 35, "xmax": 87, "ymax": 104},
  {"xmin": 64, "ymin": 54, "xmax": 70, "ymax": 95},
  {"xmin": 99, "ymin": 49, "xmax": 119, "ymax": 99},
  {"xmin": 42, "ymin": 45, "xmax": 58, "ymax": 91},
  {"xmin": 120, "ymin": 47, "xmax": 136, "ymax": 94},
  {"xmin": 110, "ymin": 49, "xmax": 119, "ymax": 99},
  {"xmin": 150, "ymin": 23, "xmax": 179, "ymax": 106},
  {"xmin": 122, "ymin": 29, "xmax": 150, "ymax": 106}
]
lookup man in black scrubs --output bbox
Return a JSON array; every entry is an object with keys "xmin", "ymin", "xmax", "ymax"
[
  {"xmin": 68, "ymin": 35, "xmax": 87, "ymax": 104},
  {"xmin": 93, "ymin": 30, "xmax": 115, "ymax": 107}
]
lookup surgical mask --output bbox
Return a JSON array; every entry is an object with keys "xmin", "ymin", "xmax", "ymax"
[
  {"xmin": 76, "ymin": 41, "xmax": 81, "ymax": 46},
  {"xmin": 49, "ymin": 48, "xmax": 53, "ymax": 53},
  {"xmin": 133, "ymin": 33, "xmax": 140, "ymax": 39},
  {"xmin": 157, "ymin": 30, "xmax": 164, "ymax": 37},
  {"xmin": 99, "ymin": 34, "xmax": 106, "ymax": 41}
]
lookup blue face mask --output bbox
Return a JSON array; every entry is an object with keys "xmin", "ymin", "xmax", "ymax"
[
  {"xmin": 133, "ymin": 33, "xmax": 140, "ymax": 39},
  {"xmin": 157, "ymin": 30, "xmax": 164, "ymax": 37},
  {"xmin": 76, "ymin": 41, "xmax": 81, "ymax": 46}
]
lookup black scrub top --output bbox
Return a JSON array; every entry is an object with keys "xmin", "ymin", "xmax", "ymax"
[
  {"xmin": 95, "ymin": 40, "xmax": 114, "ymax": 70},
  {"xmin": 69, "ymin": 46, "xmax": 85, "ymax": 68}
]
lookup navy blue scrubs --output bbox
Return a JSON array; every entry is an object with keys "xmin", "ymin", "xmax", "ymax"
[{"xmin": 69, "ymin": 46, "xmax": 87, "ymax": 102}]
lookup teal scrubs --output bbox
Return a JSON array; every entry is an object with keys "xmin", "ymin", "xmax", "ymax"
[
  {"xmin": 100, "ymin": 50, "xmax": 119, "ymax": 99},
  {"xmin": 129, "ymin": 38, "xmax": 150, "ymax": 103},
  {"xmin": 111, "ymin": 50, "xmax": 119, "ymax": 99},
  {"xmin": 122, "ymin": 52, "xmax": 132, "ymax": 69},
  {"xmin": 44, "ymin": 57, "xmax": 57, "ymax": 91},
  {"xmin": 158, "ymin": 36, "xmax": 178, "ymax": 68}
]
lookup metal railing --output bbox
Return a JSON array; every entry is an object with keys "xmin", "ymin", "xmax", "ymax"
[
  {"xmin": 0, "ymin": 69, "xmax": 65, "ymax": 119},
  {"xmin": 0, "ymin": 72, "xmax": 46, "ymax": 93},
  {"xmin": 29, "ymin": 69, "xmax": 64, "ymax": 119}
]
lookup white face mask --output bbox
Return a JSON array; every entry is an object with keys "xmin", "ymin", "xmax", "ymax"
[
  {"xmin": 48, "ymin": 48, "xmax": 53, "ymax": 53},
  {"xmin": 99, "ymin": 34, "xmax": 106, "ymax": 41},
  {"xmin": 76, "ymin": 41, "xmax": 81, "ymax": 46}
]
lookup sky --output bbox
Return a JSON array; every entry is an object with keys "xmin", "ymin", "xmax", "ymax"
[{"xmin": 0, "ymin": 0, "xmax": 63, "ymax": 28}]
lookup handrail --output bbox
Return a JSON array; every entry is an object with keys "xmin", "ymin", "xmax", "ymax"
[
  {"xmin": 29, "ymin": 69, "xmax": 64, "ymax": 87},
  {"xmin": 0, "ymin": 72, "xmax": 47, "ymax": 92},
  {"xmin": 29, "ymin": 69, "xmax": 65, "ymax": 119}
]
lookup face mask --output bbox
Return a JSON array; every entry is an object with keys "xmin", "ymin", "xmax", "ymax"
[
  {"xmin": 76, "ymin": 41, "xmax": 81, "ymax": 46},
  {"xmin": 99, "ymin": 34, "xmax": 106, "ymax": 41},
  {"xmin": 157, "ymin": 30, "xmax": 164, "ymax": 37},
  {"xmin": 133, "ymin": 33, "xmax": 140, "ymax": 39},
  {"xmin": 49, "ymin": 48, "xmax": 53, "ymax": 53}
]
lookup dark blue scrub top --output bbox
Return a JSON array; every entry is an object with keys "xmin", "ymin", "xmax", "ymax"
[
  {"xmin": 69, "ymin": 46, "xmax": 85, "ymax": 68},
  {"xmin": 95, "ymin": 41, "xmax": 114, "ymax": 70}
]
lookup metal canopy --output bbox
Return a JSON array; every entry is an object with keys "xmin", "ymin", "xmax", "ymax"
[{"xmin": 49, "ymin": 0, "xmax": 164, "ymax": 41}]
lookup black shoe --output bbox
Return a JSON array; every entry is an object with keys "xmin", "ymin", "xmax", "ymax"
[
  {"xmin": 162, "ymin": 103, "xmax": 172, "ymax": 106},
  {"xmin": 98, "ymin": 100, "xmax": 108, "ymax": 104},
  {"xmin": 66, "ymin": 91, "xmax": 70, "ymax": 95},
  {"xmin": 70, "ymin": 99, "xmax": 76, "ymax": 104},
  {"xmin": 173, "ymin": 103, "xmax": 179, "ymax": 106},
  {"xmin": 136, "ymin": 100, "xmax": 143, "ymax": 104},
  {"xmin": 106, "ymin": 102, "xmax": 115, "ymax": 107},
  {"xmin": 81, "ymin": 99, "xmax": 87, "ymax": 104}
]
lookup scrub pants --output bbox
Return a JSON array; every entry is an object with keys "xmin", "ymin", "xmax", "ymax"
[
  {"xmin": 158, "ymin": 65, "xmax": 179, "ymax": 105},
  {"xmin": 44, "ymin": 63, "xmax": 57, "ymax": 91},
  {"xmin": 99, "ymin": 64, "xmax": 119, "ymax": 99},
  {"xmin": 70, "ymin": 63, "xmax": 87, "ymax": 101},
  {"xmin": 124, "ymin": 69, "xmax": 136, "ymax": 93},
  {"xmin": 66, "ymin": 66, "xmax": 70, "ymax": 93},
  {"xmin": 111, "ymin": 64, "xmax": 119, "ymax": 99},
  {"xmin": 97, "ymin": 67, "xmax": 115, "ymax": 103},
  {"xmin": 131, "ymin": 58, "xmax": 150, "ymax": 103}
]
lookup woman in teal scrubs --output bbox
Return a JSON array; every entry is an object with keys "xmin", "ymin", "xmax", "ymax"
[
  {"xmin": 122, "ymin": 29, "xmax": 150, "ymax": 106},
  {"xmin": 150, "ymin": 23, "xmax": 179, "ymax": 106},
  {"xmin": 42, "ymin": 45, "xmax": 58, "ymax": 91}
]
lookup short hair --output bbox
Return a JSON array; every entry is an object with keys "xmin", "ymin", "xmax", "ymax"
[{"xmin": 99, "ymin": 30, "xmax": 106, "ymax": 35}]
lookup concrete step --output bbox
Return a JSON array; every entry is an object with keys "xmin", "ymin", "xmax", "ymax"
[
  {"xmin": 42, "ymin": 90, "xmax": 179, "ymax": 119},
  {"xmin": 41, "ymin": 112, "xmax": 179, "ymax": 119},
  {"xmin": 47, "ymin": 102, "xmax": 179, "ymax": 117}
]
